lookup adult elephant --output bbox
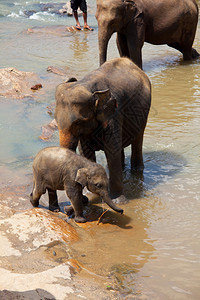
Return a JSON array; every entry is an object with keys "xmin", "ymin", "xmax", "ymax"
[
  {"xmin": 96, "ymin": 0, "xmax": 199, "ymax": 69},
  {"xmin": 55, "ymin": 58, "xmax": 151, "ymax": 203}
]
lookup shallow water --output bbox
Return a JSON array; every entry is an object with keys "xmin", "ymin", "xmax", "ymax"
[{"xmin": 0, "ymin": 1, "xmax": 200, "ymax": 299}]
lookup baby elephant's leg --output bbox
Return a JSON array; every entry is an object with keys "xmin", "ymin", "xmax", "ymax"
[
  {"xmin": 64, "ymin": 205, "xmax": 74, "ymax": 216},
  {"xmin": 82, "ymin": 195, "xmax": 88, "ymax": 204},
  {"xmin": 47, "ymin": 188, "xmax": 60, "ymax": 212},
  {"xmin": 64, "ymin": 195, "xmax": 88, "ymax": 217},
  {"xmin": 65, "ymin": 187, "xmax": 86, "ymax": 223},
  {"xmin": 73, "ymin": 200, "xmax": 86, "ymax": 223},
  {"xmin": 30, "ymin": 180, "xmax": 42, "ymax": 207},
  {"xmin": 30, "ymin": 192, "xmax": 40, "ymax": 207}
]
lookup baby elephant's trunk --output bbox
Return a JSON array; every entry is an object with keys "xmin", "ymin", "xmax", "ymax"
[{"xmin": 102, "ymin": 194, "xmax": 123, "ymax": 214}]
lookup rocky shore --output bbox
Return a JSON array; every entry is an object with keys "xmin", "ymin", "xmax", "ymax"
[
  {"xmin": 0, "ymin": 61, "xmax": 120, "ymax": 299},
  {"xmin": 0, "ymin": 168, "xmax": 119, "ymax": 299}
]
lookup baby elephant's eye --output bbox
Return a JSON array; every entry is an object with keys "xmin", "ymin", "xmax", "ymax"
[{"xmin": 95, "ymin": 183, "xmax": 102, "ymax": 188}]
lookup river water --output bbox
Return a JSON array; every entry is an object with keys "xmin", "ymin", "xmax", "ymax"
[{"xmin": 0, "ymin": 1, "xmax": 200, "ymax": 299}]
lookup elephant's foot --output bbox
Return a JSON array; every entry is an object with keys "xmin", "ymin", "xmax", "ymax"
[
  {"xmin": 111, "ymin": 194, "xmax": 128, "ymax": 204},
  {"xmin": 131, "ymin": 159, "xmax": 144, "ymax": 172},
  {"xmin": 192, "ymin": 48, "xmax": 200, "ymax": 59},
  {"xmin": 64, "ymin": 205, "xmax": 74, "ymax": 216},
  {"xmin": 131, "ymin": 165, "xmax": 144, "ymax": 172},
  {"xmin": 82, "ymin": 195, "xmax": 89, "ymax": 205},
  {"xmin": 64, "ymin": 197, "xmax": 88, "ymax": 216},
  {"xmin": 64, "ymin": 206, "xmax": 86, "ymax": 222},
  {"xmin": 30, "ymin": 193, "xmax": 39, "ymax": 207},
  {"xmin": 74, "ymin": 215, "xmax": 87, "ymax": 223},
  {"xmin": 49, "ymin": 205, "xmax": 60, "ymax": 212},
  {"xmin": 183, "ymin": 48, "xmax": 200, "ymax": 60}
]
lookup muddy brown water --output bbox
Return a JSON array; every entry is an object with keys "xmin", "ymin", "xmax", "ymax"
[{"xmin": 0, "ymin": 1, "xmax": 200, "ymax": 299}]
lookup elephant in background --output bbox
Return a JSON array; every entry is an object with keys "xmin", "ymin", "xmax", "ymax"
[
  {"xmin": 96, "ymin": 0, "xmax": 199, "ymax": 69},
  {"xmin": 55, "ymin": 57, "xmax": 151, "ymax": 203}
]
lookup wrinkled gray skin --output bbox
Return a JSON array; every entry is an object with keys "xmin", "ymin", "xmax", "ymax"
[
  {"xmin": 96, "ymin": 0, "xmax": 199, "ymax": 68},
  {"xmin": 30, "ymin": 147, "xmax": 123, "ymax": 223},
  {"xmin": 55, "ymin": 58, "xmax": 151, "ymax": 203}
]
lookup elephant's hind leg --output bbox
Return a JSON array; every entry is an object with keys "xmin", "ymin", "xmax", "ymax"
[
  {"xmin": 182, "ymin": 45, "xmax": 197, "ymax": 61},
  {"xmin": 168, "ymin": 42, "xmax": 199, "ymax": 60},
  {"xmin": 191, "ymin": 48, "xmax": 199, "ymax": 59},
  {"xmin": 167, "ymin": 42, "xmax": 185, "ymax": 57},
  {"xmin": 30, "ymin": 179, "xmax": 43, "ymax": 207},
  {"xmin": 181, "ymin": 23, "xmax": 199, "ymax": 60},
  {"xmin": 30, "ymin": 192, "xmax": 40, "ymax": 207},
  {"xmin": 131, "ymin": 129, "xmax": 144, "ymax": 172},
  {"xmin": 47, "ymin": 188, "xmax": 60, "ymax": 212}
]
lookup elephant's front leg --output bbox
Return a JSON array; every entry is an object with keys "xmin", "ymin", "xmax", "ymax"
[
  {"xmin": 105, "ymin": 139, "xmax": 126, "ymax": 204},
  {"xmin": 64, "ymin": 195, "xmax": 88, "ymax": 216},
  {"xmin": 117, "ymin": 33, "xmax": 130, "ymax": 58},
  {"xmin": 106, "ymin": 152, "xmax": 124, "ymax": 201},
  {"xmin": 126, "ymin": 18, "xmax": 145, "ymax": 69},
  {"xmin": 65, "ymin": 184, "xmax": 86, "ymax": 223},
  {"xmin": 78, "ymin": 137, "xmax": 96, "ymax": 162},
  {"xmin": 104, "ymin": 121, "xmax": 127, "ymax": 203}
]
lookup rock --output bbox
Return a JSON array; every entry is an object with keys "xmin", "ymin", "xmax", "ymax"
[
  {"xmin": 0, "ymin": 178, "xmax": 119, "ymax": 299},
  {"xmin": 0, "ymin": 289, "xmax": 56, "ymax": 300},
  {"xmin": 47, "ymin": 66, "xmax": 69, "ymax": 76},
  {"xmin": 23, "ymin": 2, "xmax": 68, "ymax": 18},
  {"xmin": 22, "ymin": 1, "xmax": 91, "ymax": 19},
  {"xmin": 0, "ymin": 68, "xmax": 42, "ymax": 99},
  {"xmin": 23, "ymin": 10, "xmax": 37, "ymax": 18},
  {"xmin": 109, "ymin": 263, "xmax": 138, "ymax": 296},
  {"xmin": 26, "ymin": 25, "xmax": 82, "ymax": 36},
  {"xmin": 59, "ymin": 8, "xmax": 68, "ymax": 14},
  {"xmin": 39, "ymin": 118, "xmax": 58, "ymax": 141},
  {"xmin": 46, "ymin": 66, "xmax": 78, "ymax": 80},
  {"xmin": 31, "ymin": 83, "xmax": 42, "ymax": 90},
  {"xmin": 47, "ymin": 102, "xmax": 56, "ymax": 116},
  {"xmin": 62, "ymin": 1, "xmax": 83, "ymax": 16},
  {"xmin": 0, "ymin": 207, "xmax": 78, "ymax": 256}
]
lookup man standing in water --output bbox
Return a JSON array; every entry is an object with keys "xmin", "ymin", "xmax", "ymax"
[{"xmin": 71, "ymin": 0, "xmax": 93, "ymax": 31}]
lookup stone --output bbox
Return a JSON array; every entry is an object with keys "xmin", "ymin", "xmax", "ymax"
[
  {"xmin": 26, "ymin": 25, "xmax": 82, "ymax": 36},
  {"xmin": 0, "ymin": 68, "xmax": 42, "ymax": 99},
  {"xmin": 39, "ymin": 118, "xmax": 58, "ymax": 141},
  {"xmin": 62, "ymin": 1, "xmax": 83, "ymax": 16}
]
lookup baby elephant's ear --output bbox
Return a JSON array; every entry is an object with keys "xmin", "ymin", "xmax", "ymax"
[{"xmin": 75, "ymin": 168, "xmax": 88, "ymax": 187}]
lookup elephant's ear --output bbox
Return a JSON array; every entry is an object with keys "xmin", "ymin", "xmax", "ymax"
[
  {"xmin": 75, "ymin": 168, "xmax": 88, "ymax": 187},
  {"xmin": 92, "ymin": 89, "xmax": 117, "ymax": 125},
  {"xmin": 92, "ymin": 89, "xmax": 111, "ymax": 109},
  {"xmin": 124, "ymin": 0, "xmax": 142, "ymax": 19}
]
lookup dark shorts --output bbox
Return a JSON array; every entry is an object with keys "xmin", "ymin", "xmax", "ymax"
[{"xmin": 71, "ymin": 0, "xmax": 87, "ymax": 13}]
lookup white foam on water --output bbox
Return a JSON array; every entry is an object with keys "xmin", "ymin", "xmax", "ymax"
[
  {"xmin": 7, "ymin": 12, "xmax": 21, "ymax": 18},
  {"xmin": 29, "ymin": 11, "xmax": 56, "ymax": 21}
]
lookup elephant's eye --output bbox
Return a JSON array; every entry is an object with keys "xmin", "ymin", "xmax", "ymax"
[{"xmin": 95, "ymin": 183, "xmax": 102, "ymax": 189}]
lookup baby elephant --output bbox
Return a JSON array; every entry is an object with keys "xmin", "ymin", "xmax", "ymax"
[{"xmin": 30, "ymin": 147, "xmax": 123, "ymax": 222}]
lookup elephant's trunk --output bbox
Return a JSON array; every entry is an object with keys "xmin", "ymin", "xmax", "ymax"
[
  {"xmin": 98, "ymin": 28, "xmax": 112, "ymax": 65},
  {"xmin": 102, "ymin": 193, "xmax": 123, "ymax": 214},
  {"xmin": 59, "ymin": 129, "xmax": 78, "ymax": 151}
]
